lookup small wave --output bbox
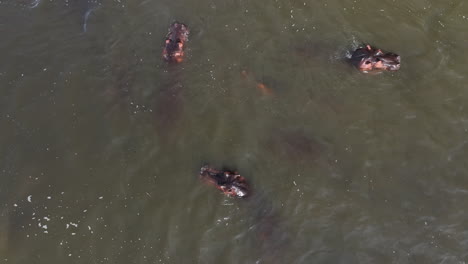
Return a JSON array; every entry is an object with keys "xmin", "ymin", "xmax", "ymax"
[
  {"xmin": 83, "ymin": 4, "xmax": 100, "ymax": 33},
  {"xmin": 30, "ymin": 0, "xmax": 41, "ymax": 8},
  {"xmin": 29, "ymin": 0, "xmax": 41, "ymax": 8},
  {"xmin": 328, "ymin": 34, "xmax": 362, "ymax": 62},
  {"xmin": 83, "ymin": 8, "xmax": 94, "ymax": 33}
]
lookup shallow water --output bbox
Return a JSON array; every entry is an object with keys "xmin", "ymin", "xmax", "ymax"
[{"xmin": 1, "ymin": 0, "xmax": 468, "ymax": 263}]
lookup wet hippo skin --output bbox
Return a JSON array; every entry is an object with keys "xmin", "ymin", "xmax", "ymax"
[
  {"xmin": 350, "ymin": 44, "xmax": 400, "ymax": 73},
  {"xmin": 162, "ymin": 22, "xmax": 189, "ymax": 63},
  {"xmin": 199, "ymin": 165, "xmax": 250, "ymax": 198}
]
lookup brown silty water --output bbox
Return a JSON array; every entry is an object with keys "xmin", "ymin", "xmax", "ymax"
[{"xmin": 1, "ymin": 0, "xmax": 468, "ymax": 263}]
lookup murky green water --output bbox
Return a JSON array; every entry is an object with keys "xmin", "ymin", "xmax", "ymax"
[{"xmin": 1, "ymin": 0, "xmax": 468, "ymax": 263}]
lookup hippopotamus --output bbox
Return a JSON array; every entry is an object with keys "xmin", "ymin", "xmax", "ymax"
[
  {"xmin": 162, "ymin": 22, "xmax": 189, "ymax": 63},
  {"xmin": 350, "ymin": 44, "xmax": 400, "ymax": 73},
  {"xmin": 199, "ymin": 165, "xmax": 291, "ymax": 263},
  {"xmin": 199, "ymin": 165, "xmax": 250, "ymax": 198}
]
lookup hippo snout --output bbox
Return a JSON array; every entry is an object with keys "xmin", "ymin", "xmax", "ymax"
[
  {"xmin": 162, "ymin": 22, "xmax": 189, "ymax": 63},
  {"xmin": 199, "ymin": 166, "xmax": 250, "ymax": 198}
]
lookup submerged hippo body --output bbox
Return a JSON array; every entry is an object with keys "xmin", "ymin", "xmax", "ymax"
[
  {"xmin": 199, "ymin": 165, "xmax": 290, "ymax": 263},
  {"xmin": 350, "ymin": 45, "xmax": 400, "ymax": 73},
  {"xmin": 162, "ymin": 22, "xmax": 189, "ymax": 63},
  {"xmin": 200, "ymin": 165, "xmax": 250, "ymax": 198}
]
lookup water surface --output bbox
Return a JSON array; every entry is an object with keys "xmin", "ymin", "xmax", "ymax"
[{"xmin": 1, "ymin": 0, "xmax": 468, "ymax": 263}]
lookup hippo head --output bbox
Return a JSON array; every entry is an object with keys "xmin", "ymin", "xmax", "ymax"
[
  {"xmin": 200, "ymin": 165, "xmax": 250, "ymax": 198},
  {"xmin": 351, "ymin": 45, "xmax": 400, "ymax": 73},
  {"xmin": 162, "ymin": 22, "xmax": 189, "ymax": 63}
]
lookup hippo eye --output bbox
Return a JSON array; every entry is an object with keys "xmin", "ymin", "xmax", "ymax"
[
  {"xmin": 375, "ymin": 58, "xmax": 381, "ymax": 62},
  {"xmin": 365, "ymin": 60, "xmax": 371, "ymax": 64}
]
